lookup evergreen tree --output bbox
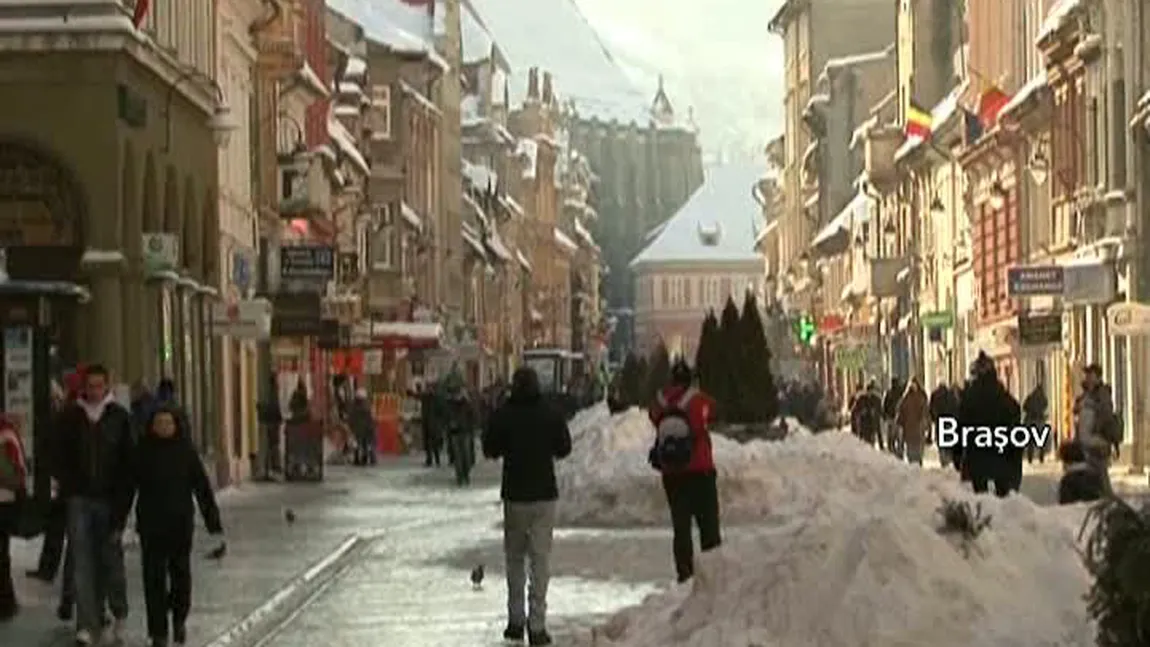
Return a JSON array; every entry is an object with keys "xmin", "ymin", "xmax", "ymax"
[
  {"xmin": 717, "ymin": 296, "xmax": 743, "ymax": 422},
  {"xmin": 695, "ymin": 310, "xmax": 719, "ymax": 392},
  {"xmin": 644, "ymin": 340, "xmax": 671, "ymax": 406},
  {"xmin": 618, "ymin": 352, "xmax": 643, "ymax": 406},
  {"xmin": 738, "ymin": 293, "xmax": 779, "ymax": 423}
]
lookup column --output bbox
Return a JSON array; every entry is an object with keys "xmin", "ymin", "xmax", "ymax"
[
  {"xmin": 86, "ymin": 269, "xmax": 126, "ymax": 379},
  {"xmin": 121, "ymin": 266, "xmax": 146, "ymax": 384}
]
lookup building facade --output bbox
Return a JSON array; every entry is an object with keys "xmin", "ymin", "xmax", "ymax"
[{"xmin": 631, "ymin": 164, "xmax": 768, "ymax": 360}]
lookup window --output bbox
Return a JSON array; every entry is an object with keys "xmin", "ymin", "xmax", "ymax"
[
  {"xmin": 683, "ymin": 278, "xmax": 691, "ymax": 307},
  {"xmin": 371, "ymin": 204, "xmax": 395, "ymax": 269},
  {"xmin": 368, "ymin": 85, "xmax": 391, "ymax": 138},
  {"xmin": 661, "ymin": 278, "xmax": 669, "ymax": 308}
]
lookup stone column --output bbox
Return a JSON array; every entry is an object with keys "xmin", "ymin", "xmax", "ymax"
[
  {"xmin": 84, "ymin": 264, "xmax": 126, "ymax": 378},
  {"xmin": 121, "ymin": 265, "xmax": 146, "ymax": 385}
]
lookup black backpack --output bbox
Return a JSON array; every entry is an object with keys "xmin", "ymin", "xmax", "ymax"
[{"xmin": 649, "ymin": 389, "xmax": 699, "ymax": 471}]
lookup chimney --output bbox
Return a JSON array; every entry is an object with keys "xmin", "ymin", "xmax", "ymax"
[
  {"xmin": 542, "ymin": 71, "xmax": 553, "ymax": 103},
  {"xmin": 527, "ymin": 67, "xmax": 539, "ymax": 100}
]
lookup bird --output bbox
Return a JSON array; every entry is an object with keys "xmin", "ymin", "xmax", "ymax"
[
  {"xmin": 284, "ymin": 508, "xmax": 297, "ymax": 524},
  {"xmin": 206, "ymin": 541, "xmax": 227, "ymax": 560},
  {"xmin": 470, "ymin": 564, "xmax": 484, "ymax": 590}
]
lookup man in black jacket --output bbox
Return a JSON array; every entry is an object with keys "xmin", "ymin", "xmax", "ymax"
[
  {"xmin": 482, "ymin": 367, "xmax": 572, "ymax": 647},
  {"xmin": 52, "ymin": 364, "xmax": 135, "ymax": 646}
]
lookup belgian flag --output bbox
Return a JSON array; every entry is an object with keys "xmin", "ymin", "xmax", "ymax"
[{"xmin": 905, "ymin": 101, "xmax": 932, "ymax": 140}]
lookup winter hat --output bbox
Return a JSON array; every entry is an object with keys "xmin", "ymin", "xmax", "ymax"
[{"xmin": 670, "ymin": 357, "xmax": 693, "ymax": 386}]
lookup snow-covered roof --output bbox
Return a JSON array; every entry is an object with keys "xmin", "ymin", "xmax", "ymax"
[
  {"xmin": 554, "ymin": 227, "xmax": 578, "ymax": 253},
  {"xmin": 819, "ymin": 48, "xmax": 892, "ymax": 83},
  {"xmin": 461, "ymin": 1, "xmax": 498, "ymax": 65},
  {"xmin": 999, "ymin": 73, "xmax": 1049, "ymax": 120},
  {"xmin": 399, "ymin": 80, "xmax": 441, "ymax": 117},
  {"xmin": 468, "ymin": 0, "xmax": 649, "ymax": 124},
  {"xmin": 515, "ymin": 248, "xmax": 532, "ymax": 271},
  {"xmin": 345, "ymin": 57, "xmax": 366, "ymax": 78},
  {"xmin": 327, "ymin": 0, "xmax": 448, "ymax": 71},
  {"xmin": 462, "ymin": 159, "xmax": 497, "ymax": 190},
  {"xmin": 327, "ymin": 117, "xmax": 369, "ymax": 175},
  {"xmin": 810, "ymin": 190, "xmax": 870, "ymax": 252},
  {"xmin": 1037, "ymin": 0, "xmax": 1084, "ymax": 44},
  {"xmin": 631, "ymin": 164, "xmax": 768, "ymax": 267}
]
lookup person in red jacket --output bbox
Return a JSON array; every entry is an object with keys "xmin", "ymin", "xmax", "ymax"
[{"xmin": 648, "ymin": 358, "xmax": 721, "ymax": 583}]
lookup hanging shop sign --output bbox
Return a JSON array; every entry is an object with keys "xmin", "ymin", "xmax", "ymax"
[
  {"xmin": 1006, "ymin": 266, "xmax": 1063, "ymax": 297},
  {"xmin": 210, "ymin": 299, "xmax": 271, "ymax": 340},
  {"xmin": 280, "ymin": 245, "xmax": 335, "ymax": 280},
  {"xmin": 1017, "ymin": 312, "xmax": 1062, "ymax": 346},
  {"xmin": 1107, "ymin": 301, "xmax": 1150, "ymax": 336},
  {"xmin": 271, "ymin": 293, "xmax": 323, "ymax": 337}
]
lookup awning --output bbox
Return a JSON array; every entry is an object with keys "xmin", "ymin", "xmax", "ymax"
[
  {"xmin": 0, "ymin": 280, "xmax": 90, "ymax": 302},
  {"xmin": 368, "ymin": 321, "xmax": 442, "ymax": 350}
]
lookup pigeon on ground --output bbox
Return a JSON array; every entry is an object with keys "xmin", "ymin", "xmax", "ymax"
[
  {"xmin": 206, "ymin": 541, "xmax": 227, "ymax": 560},
  {"xmin": 470, "ymin": 564, "xmax": 484, "ymax": 589},
  {"xmin": 284, "ymin": 508, "xmax": 297, "ymax": 524}
]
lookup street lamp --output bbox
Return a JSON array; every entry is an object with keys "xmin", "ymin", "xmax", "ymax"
[
  {"xmin": 208, "ymin": 105, "xmax": 239, "ymax": 149},
  {"xmin": 1028, "ymin": 148, "xmax": 1050, "ymax": 186}
]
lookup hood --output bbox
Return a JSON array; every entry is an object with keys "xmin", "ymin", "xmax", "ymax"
[
  {"xmin": 509, "ymin": 367, "xmax": 541, "ymax": 404},
  {"xmin": 156, "ymin": 378, "xmax": 176, "ymax": 402},
  {"xmin": 142, "ymin": 403, "xmax": 188, "ymax": 443}
]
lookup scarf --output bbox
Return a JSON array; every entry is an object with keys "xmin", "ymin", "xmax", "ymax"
[{"xmin": 80, "ymin": 392, "xmax": 115, "ymax": 424}]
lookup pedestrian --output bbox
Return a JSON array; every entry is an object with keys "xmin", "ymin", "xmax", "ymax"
[
  {"xmin": 849, "ymin": 381, "xmax": 882, "ymax": 448},
  {"xmin": 482, "ymin": 366, "xmax": 572, "ymax": 646},
  {"xmin": 348, "ymin": 389, "xmax": 376, "ymax": 466},
  {"xmin": 928, "ymin": 381, "xmax": 959, "ymax": 468},
  {"xmin": 129, "ymin": 380, "xmax": 155, "ymax": 441},
  {"xmin": 52, "ymin": 364, "xmax": 135, "ymax": 646},
  {"xmin": 1073, "ymin": 363, "xmax": 1118, "ymax": 494},
  {"xmin": 257, "ymin": 374, "xmax": 284, "ymax": 478},
  {"xmin": 896, "ymin": 377, "xmax": 929, "ymax": 466},
  {"xmin": 1023, "ymin": 379, "xmax": 1050, "ymax": 464},
  {"xmin": 882, "ymin": 377, "xmax": 904, "ymax": 457},
  {"xmin": 957, "ymin": 352, "xmax": 1021, "ymax": 497},
  {"xmin": 417, "ymin": 382, "xmax": 442, "ymax": 467},
  {"xmin": 1057, "ymin": 440, "xmax": 1107, "ymax": 505},
  {"xmin": 444, "ymin": 385, "xmax": 476, "ymax": 486},
  {"xmin": 647, "ymin": 357, "xmax": 721, "ymax": 584},
  {"xmin": 0, "ymin": 414, "xmax": 27, "ymax": 622},
  {"xmin": 117, "ymin": 405, "xmax": 224, "ymax": 647},
  {"xmin": 29, "ymin": 368, "xmax": 84, "ymax": 589}
]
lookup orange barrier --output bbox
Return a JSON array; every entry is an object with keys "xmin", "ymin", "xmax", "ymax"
[{"xmin": 374, "ymin": 393, "xmax": 402, "ymax": 455}]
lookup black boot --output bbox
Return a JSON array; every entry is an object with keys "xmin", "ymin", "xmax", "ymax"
[
  {"xmin": 528, "ymin": 630, "xmax": 552, "ymax": 646},
  {"xmin": 503, "ymin": 623, "xmax": 525, "ymax": 642}
]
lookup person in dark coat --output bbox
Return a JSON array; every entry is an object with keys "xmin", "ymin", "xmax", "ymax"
[
  {"xmin": 957, "ymin": 352, "xmax": 1021, "ymax": 497},
  {"xmin": 928, "ymin": 382, "xmax": 960, "ymax": 468},
  {"xmin": 418, "ymin": 382, "xmax": 442, "ymax": 467},
  {"xmin": 116, "ymin": 405, "xmax": 223, "ymax": 647},
  {"xmin": 482, "ymin": 367, "xmax": 572, "ymax": 646},
  {"xmin": 444, "ymin": 386, "xmax": 476, "ymax": 486},
  {"xmin": 849, "ymin": 381, "xmax": 882, "ymax": 448},
  {"xmin": 257, "ymin": 374, "xmax": 284, "ymax": 478},
  {"xmin": 1023, "ymin": 381, "xmax": 1050, "ymax": 464},
  {"xmin": 348, "ymin": 389, "xmax": 376, "ymax": 466},
  {"xmin": 881, "ymin": 377, "xmax": 904, "ymax": 456},
  {"xmin": 0, "ymin": 414, "xmax": 28, "ymax": 622},
  {"xmin": 1057, "ymin": 440, "xmax": 1106, "ymax": 505}
]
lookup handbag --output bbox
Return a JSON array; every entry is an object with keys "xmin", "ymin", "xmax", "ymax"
[{"xmin": 9, "ymin": 492, "xmax": 49, "ymax": 539}]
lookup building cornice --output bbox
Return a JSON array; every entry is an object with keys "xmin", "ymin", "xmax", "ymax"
[{"xmin": 768, "ymin": 0, "xmax": 809, "ymax": 36}]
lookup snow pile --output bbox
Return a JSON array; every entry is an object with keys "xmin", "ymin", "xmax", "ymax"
[{"xmin": 560, "ymin": 406, "xmax": 1093, "ymax": 646}]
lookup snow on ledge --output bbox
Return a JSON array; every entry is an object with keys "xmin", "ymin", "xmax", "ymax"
[
  {"xmin": 400, "ymin": 202, "xmax": 423, "ymax": 231},
  {"xmin": 1037, "ymin": 0, "xmax": 1083, "ymax": 44},
  {"xmin": 399, "ymin": 80, "xmax": 442, "ymax": 117},
  {"xmin": 326, "ymin": 118, "xmax": 369, "ymax": 175},
  {"xmin": 80, "ymin": 249, "xmax": 125, "ymax": 265},
  {"xmin": 1000, "ymin": 73, "xmax": 1049, "ymax": 120},
  {"xmin": 553, "ymin": 227, "xmax": 578, "ymax": 253}
]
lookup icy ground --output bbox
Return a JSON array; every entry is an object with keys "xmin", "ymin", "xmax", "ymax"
[{"xmin": 560, "ymin": 405, "xmax": 1095, "ymax": 647}]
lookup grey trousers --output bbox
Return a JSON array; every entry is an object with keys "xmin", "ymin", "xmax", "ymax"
[
  {"xmin": 67, "ymin": 497, "xmax": 128, "ymax": 633},
  {"xmin": 503, "ymin": 501, "xmax": 557, "ymax": 631}
]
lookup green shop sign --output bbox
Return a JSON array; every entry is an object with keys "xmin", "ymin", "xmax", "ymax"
[{"xmin": 920, "ymin": 310, "xmax": 954, "ymax": 329}]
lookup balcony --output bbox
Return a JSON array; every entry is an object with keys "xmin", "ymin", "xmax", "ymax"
[{"xmin": 862, "ymin": 125, "xmax": 903, "ymax": 192}]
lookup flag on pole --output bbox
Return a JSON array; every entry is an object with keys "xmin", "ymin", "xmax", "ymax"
[
  {"xmin": 905, "ymin": 101, "xmax": 932, "ymax": 139},
  {"xmin": 132, "ymin": 0, "xmax": 150, "ymax": 28},
  {"xmin": 976, "ymin": 84, "xmax": 1012, "ymax": 128}
]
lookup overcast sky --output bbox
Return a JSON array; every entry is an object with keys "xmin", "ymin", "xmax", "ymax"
[{"xmin": 575, "ymin": 0, "xmax": 786, "ymax": 160}]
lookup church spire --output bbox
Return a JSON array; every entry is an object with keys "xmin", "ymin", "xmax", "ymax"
[{"xmin": 651, "ymin": 73, "xmax": 674, "ymax": 125}]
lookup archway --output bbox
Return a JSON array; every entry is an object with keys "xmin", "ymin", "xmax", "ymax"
[{"xmin": 0, "ymin": 138, "xmax": 87, "ymax": 247}]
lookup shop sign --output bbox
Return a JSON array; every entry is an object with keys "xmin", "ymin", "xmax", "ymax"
[
  {"xmin": 280, "ymin": 245, "xmax": 335, "ymax": 280},
  {"xmin": 363, "ymin": 348, "xmax": 384, "ymax": 375},
  {"xmin": 1063, "ymin": 261, "xmax": 1116, "ymax": 304},
  {"xmin": 818, "ymin": 314, "xmax": 845, "ymax": 334},
  {"xmin": 920, "ymin": 310, "xmax": 954, "ymax": 329},
  {"xmin": 1107, "ymin": 302, "xmax": 1150, "ymax": 336},
  {"xmin": 1018, "ymin": 313, "xmax": 1062, "ymax": 346},
  {"xmin": 1007, "ymin": 266, "xmax": 1063, "ymax": 297},
  {"xmin": 142, "ymin": 233, "xmax": 180, "ymax": 275},
  {"xmin": 271, "ymin": 293, "xmax": 323, "ymax": 337},
  {"xmin": 209, "ymin": 299, "xmax": 271, "ymax": 340}
]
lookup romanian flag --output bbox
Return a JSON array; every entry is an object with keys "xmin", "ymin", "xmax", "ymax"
[
  {"xmin": 977, "ymin": 85, "xmax": 1013, "ymax": 128},
  {"xmin": 131, "ymin": 0, "xmax": 150, "ymax": 28},
  {"xmin": 905, "ymin": 101, "xmax": 932, "ymax": 139}
]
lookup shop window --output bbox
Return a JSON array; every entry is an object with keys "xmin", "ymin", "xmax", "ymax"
[{"xmin": 369, "ymin": 85, "xmax": 391, "ymax": 138}]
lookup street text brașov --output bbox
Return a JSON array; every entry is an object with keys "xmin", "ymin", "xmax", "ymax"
[{"xmin": 935, "ymin": 417, "xmax": 1053, "ymax": 453}]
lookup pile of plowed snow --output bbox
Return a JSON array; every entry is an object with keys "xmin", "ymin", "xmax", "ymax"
[{"xmin": 559, "ymin": 405, "xmax": 1093, "ymax": 647}]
